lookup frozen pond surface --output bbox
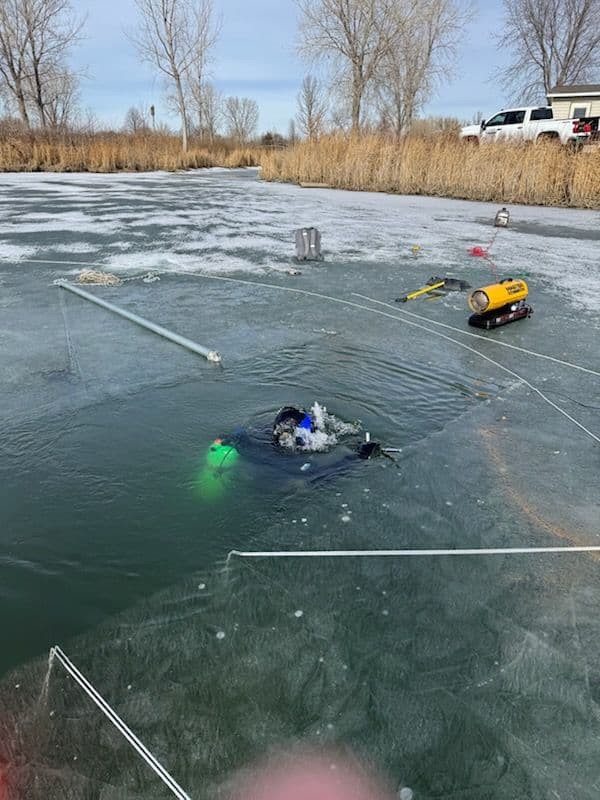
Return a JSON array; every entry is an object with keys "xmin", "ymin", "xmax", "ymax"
[{"xmin": 0, "ymin": 169, "xmax": 599, "ymax": 798}]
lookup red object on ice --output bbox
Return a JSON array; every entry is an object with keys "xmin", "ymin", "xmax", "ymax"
[
  {"xmin": 230, "ymin": 752, "xmax": 394, "ymax": 800},
  {"xmin": 469, "ymin": 246, "xmax": 488, "ymax": 257},
  {"xmin": 0, "ymin": 764, "xmax": 8, "ymax": 800}
]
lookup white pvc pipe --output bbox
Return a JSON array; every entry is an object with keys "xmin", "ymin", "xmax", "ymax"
[
  {"xmin": 227, "ymin": 545, "xmax": 600, "ymax": 563},
  {"xmin": 57, "ymin": 280, "xmax": 221, "ymax": 363}
]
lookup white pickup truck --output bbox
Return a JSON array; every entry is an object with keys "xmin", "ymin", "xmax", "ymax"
[{"xmin": 460, "ymin": 106, "xmax": 591, "ymax": 146}]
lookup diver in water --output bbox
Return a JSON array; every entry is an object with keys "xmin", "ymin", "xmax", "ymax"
[
  {"xmin": 272, "ymin": 406, "xmax": 386, "ymax": 459},
  {"xmin": 273, "ymin": 406, "xmax": 315, "ymax": 449},
  {"xmin": 195, "ymin": 404, "xmax": 397, "ymax": 501}
]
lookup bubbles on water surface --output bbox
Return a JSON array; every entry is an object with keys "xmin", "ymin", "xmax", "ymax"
[{"xmin": 277, "ymin": 401, "xmax": 362, "ymax": 453}]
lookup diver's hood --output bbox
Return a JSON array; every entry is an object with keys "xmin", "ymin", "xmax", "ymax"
[
  {"xmin": 273, "ymin": 407, "xmax": 315, "ymax": 451},
  {"xmin": 273, "ymin": 407, "xmax": 306, "ymax": 432}
]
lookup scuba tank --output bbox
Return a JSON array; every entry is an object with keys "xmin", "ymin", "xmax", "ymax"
[
  {"xmin": 295, "ymin": 228, "xmax": 322, "ymax": 261},
  {"xmin": 494, "ymin": 207, "xmax": 510, "ymax": 227},
  {"xmin": 195, "ymin": 438, "xmax": 240, "ymax": 501}
]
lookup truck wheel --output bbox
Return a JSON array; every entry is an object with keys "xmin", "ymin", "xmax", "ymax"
[
  {"xmin": 536, "ymin": 132, "xmax": 559, "ymax": 144},
  {"xmin": 462, "ymin": 137, "xmax": 479, "ymax": 145}
]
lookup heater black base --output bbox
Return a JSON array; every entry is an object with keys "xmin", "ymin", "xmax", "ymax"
[{"xmin": 468, "ymin": 303, "xmax": 532, "ymax": 330}]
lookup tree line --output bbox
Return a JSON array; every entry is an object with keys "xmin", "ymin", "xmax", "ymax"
[
  {"xmin": 1, "ymin": 0, "xmax": 599, "ymax": 150},
  {"xmin": 0, "ymin": 0, "xmax": 83, "ymax": 131},
  {"xmin": 0, "ymin": 0, "xmax": 259, "ymax": 148}
]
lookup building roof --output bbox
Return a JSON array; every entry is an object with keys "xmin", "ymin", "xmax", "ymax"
[{"xmin": 548, "ymin": 84, "xmax": 600, "ymax": 96}]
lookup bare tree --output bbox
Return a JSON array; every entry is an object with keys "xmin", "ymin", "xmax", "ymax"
[
  {"xmin": 77, "ymin": 106, "xmax": 98, "ymax": 134},
  {"xmin": 375, "ymin": 0, "xmax": 470, "ymax": 136},
  {"xmin": 187, "ymin": 79, "xmax": 222, "ymax": 140},
  {"xmin": 498, "ymin": 0, "xmax": 600, "ymax": 100},
  {"xmin": 192, "ymin": 81, "xmax": 221, "ymax": 142},
  {"xmin": 329, "ymin": 93, "xmax": 354, "ymax": 131},
  {"xmin": 130, "ymin": 0, "xmax": 217, "ymax": 152},
  {"xmin": 0, "ymin": 0, "xmax": 31, "ymax": 126},
  {"xmin": 184, "ymin": 1, "xmax": 220, "ymax": 136},
  {"xmin": 295, "ymin": 0, "xmax": 398, "ymax": 132},
  {"xmin": 0, "ymin": 0, "xmax": 82, "ymax": 131},
  {"xmin": 296, "ymin": 74, "xmax": 327, "ymax": 139},
  {"xmin": 123, "ymin": 105, "xmax": 151, "ymax": 133},
  {"xmin": 42, "ymin": 63, "xmax": 80, "ymax": 129},
  {"xmin": 22, "ymin": 0, "xmax": 83, "ymax": 129},
  {"xmin": 288, "ymin": 117, "xmax": 297, "ymax": 143},
  {"xmin": 223, "ymin": 96, "xmax": 259, "ymax": 144},
  {"xmin": 188, "ymin": 79, "xmax": 208, "ymax": 135}
]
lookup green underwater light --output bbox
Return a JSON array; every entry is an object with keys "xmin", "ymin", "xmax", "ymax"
[{"xmin": 195, "ymin": 439, "xmax": 240, "ymax": 501}]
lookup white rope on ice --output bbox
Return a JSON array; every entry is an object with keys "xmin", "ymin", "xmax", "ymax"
[
  {"xmin": 17, "ymin": 257, "xmax": 599, "ymax": 375},
  {"xmin": 180, "ymin": 273, "xmax": 600, "ymax": 446},
  {"xmin": 227, "ymin": 545, "xmax": 600, "ymax": 564},
  {"xmin": 49, "ymin": 646, "xmax": 192, "ymax": 800},
  {"xmin": 351, "ymin": 293, "xmax": 600, "ymax": 379},
  {"xmin": 343, "ymin": 291, "xmax": 600, "ymax": 446},
  {"xmin": 9, "ymin": 258, "xmax": 598, "ymax": 443},
  {"xmin": 58, "ymin": 284, "xmax": 83, "ymax": 381}
]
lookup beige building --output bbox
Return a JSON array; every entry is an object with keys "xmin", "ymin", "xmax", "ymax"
[{"xmin": 547, "ymin": 84, "xmax": 600, "ymax": 119}]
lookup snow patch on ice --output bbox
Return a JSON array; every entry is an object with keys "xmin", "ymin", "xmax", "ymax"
[
  {"xmin": 102, "ymin": 250, "xmax": 271, "ymax": 275},
  {"xmin": 0, "ymin": 243, "xmax": 39, "ymax": 261},
  {"xmin": 0, "ymin": 210, "xmax": 124, "ymax": 235},
  {"xmin": 48, "ymin": 242, "xmax": 100, "ymax": 254}
]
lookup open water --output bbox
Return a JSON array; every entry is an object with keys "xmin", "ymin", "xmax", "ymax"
[{"xmin": 0, "ymin": 169, "xmax": 599, "ymax": 798}]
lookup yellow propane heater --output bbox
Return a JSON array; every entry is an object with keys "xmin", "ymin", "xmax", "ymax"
[{"xmin": 467, "ymin": 278, "xmax": 532, "ymax": 329}]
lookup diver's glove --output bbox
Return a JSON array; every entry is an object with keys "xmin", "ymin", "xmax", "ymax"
[
  {"xmin": 358, "ymin": 441, "xmax": 382, "ymax": 460},
  {"xmin": 357, "ymin": 434, "xmax": 399, "ymax": 462}
]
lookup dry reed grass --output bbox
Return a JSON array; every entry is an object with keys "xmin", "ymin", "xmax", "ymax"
[
  {"xmin": 3, "ymin": 130, "xmax": 599, "ymax": 209},
  {"xmin": 0, "ymin": 132, "xmax": 262, "ymax": 173},
  {"xmin": 260, "ymin": 134, "xmax": 600, "ymax": 209}
]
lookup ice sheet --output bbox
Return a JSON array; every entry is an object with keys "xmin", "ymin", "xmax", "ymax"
[{"xmin": 0, "ymin": 169, "xmax": 598, "ymax": 311}]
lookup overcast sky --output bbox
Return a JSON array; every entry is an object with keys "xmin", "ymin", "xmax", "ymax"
[{"xmin": 70, "ymin": 0, "xmax": 510, "ymax": 132}]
